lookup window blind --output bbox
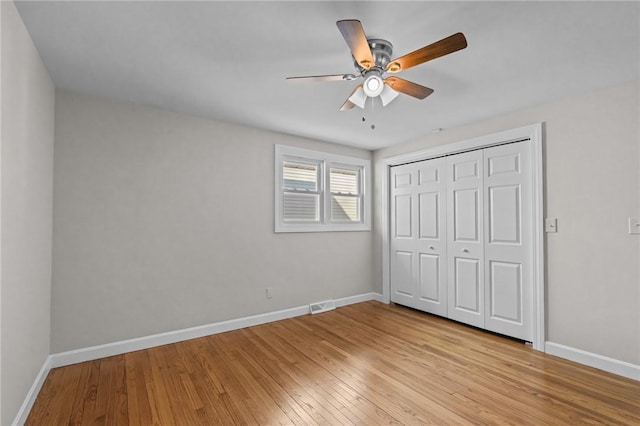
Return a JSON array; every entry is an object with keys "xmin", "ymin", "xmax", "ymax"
[
  {"xmin": 330, "ymin": 167, "xmax": 361, "ymax": 222},
  {"xmin": 282, "ymin": 161, "xmax": 320, "ymax": 222}
]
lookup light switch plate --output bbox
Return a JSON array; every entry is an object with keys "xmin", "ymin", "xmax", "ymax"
[
  {"xmin": 629, "ymin": 217, "xmax": 640, "ymax": 234},
  {"xmin": 545, "ymin": 218, "xmax": 557, "ymax": 233}
]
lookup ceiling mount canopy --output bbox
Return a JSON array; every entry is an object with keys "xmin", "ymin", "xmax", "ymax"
[{"xmin": 287, "ymin": 19, "xmax": 468, "ymax": 110}]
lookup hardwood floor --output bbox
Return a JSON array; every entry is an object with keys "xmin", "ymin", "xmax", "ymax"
[{"xmin": 27, "ymin": 301, "xmax": 640, "ymax": 425}]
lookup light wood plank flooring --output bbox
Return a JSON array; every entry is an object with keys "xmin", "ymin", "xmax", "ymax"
[{"xmin": 27, "ymin": 301, "xmax": 640, "ymax": 425}]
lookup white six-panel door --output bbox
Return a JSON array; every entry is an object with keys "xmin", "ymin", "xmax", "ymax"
[
  {"xmin": 483, "ymin": 142, "xmax": 532, "ymax": 341},
  {"xmin": 390, "ymin": 164, "xmax": 416, "ymax": 308},
  {"xmin": 446, "ymin": 150, "xmax": 485, "ymax": 328},
  {"xmin": 390, "ymin": 158, "xmax": 448, "ymax": 316},
  {"xmin": 390, "ymin": 141, "xmax": 533, "ymax": 342}
]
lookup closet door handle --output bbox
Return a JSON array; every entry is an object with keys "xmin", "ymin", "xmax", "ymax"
[
  {"xmin": 428, "ymin": 245, "xmax": 435, "ymax": 250},
  {"xmin": 462, "ymin": 248, "xmax": 469, "ymax": 253}
]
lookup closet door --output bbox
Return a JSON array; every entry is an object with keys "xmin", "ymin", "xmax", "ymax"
[
  {"xmin": 415, "ymin": 158, "xmax": 448, "ymax": 315},
  {"xmin": 446, "ymin": 150, "xmax": 485, "ymax": 328},
  {"xmin": 483, "ymin": 141, "xmax": 533, "ymax": 341},
  {"xmin": 390, "ymin": 140, "xmax": 534, "ymax": 342},
  {"xmin": 390, "ymin": 159, "xmax": 447, "ymax": 315},
  {"xmin": 390, "ymin": 164, "xmax": 417, "ymax": 309}
]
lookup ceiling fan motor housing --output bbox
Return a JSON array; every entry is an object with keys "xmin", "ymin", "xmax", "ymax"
[{"xmin": 354, "ymin": 38, "xmax": 393, "ymax": 74}]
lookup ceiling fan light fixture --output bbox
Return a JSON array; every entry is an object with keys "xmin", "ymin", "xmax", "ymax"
[
  {"xmin": 348, "ymin": 86, "xmax": 367, "ymax": 108},
  {"xmin": 380, "ymin": 84, "xmax": 400, "ymax": 107},
  {"xmin": 363, "ymin": 74, "xmax": 384, "ymax": 97}
]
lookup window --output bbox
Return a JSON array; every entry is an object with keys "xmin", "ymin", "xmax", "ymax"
[
  {"xmin": 282, "ymin": 160, "xmax": 320, "ymax": 222},
  {"xmin": 330, "ymin": 167, "xmax": 361, "ymax": 222},
  {"xmin": 275, "ymin": 145, "xmax": 371, "ymax": 232}
]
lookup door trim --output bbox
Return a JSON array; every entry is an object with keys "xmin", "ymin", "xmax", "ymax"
[{"xmin": 381, "ymin": 123, "xmax": 545, "ymax": 351}]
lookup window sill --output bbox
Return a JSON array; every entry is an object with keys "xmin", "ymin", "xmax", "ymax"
[{"xmin": 275, "ymin": 223, "xmax": 371, "ymax": 233}]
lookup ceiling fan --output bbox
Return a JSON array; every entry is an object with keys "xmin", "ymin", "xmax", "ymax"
[{"xmin": 287, "ymin": 20, "xmax": 467, "ymax": 111}]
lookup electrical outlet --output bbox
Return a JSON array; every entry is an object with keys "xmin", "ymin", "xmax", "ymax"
[
  {"xmin": 629, "ymin": 217, "xmax": 640, "ymax": 235},
  {"xmin": 266, "ymin": 287, "xmax": 273, "ymax": 299}
]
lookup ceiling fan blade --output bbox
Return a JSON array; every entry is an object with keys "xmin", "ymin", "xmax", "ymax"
[
  {"xmin": 336, "ymin": 20, "xmax": 375, "ymax": 69},
  {"xmin": 386, "ymin": 32, "xmax": 467, "ymax": 73},
  {"xmin": 286, "ymin": 74, "xmax": 357, "ymax": 82},
  {"xmin": 339, "ymin": 100, "xmax": 356, "ymax": 111},
  {"xmin": 384, "ymin": 77, "xmax": 434, "ymax": 99}
]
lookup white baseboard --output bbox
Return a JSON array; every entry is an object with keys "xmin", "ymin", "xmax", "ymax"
[
  {"xmin": 13, "ymin": 292, "xmax": 381, "ymax": 425},
  {"xmin": 49, "ymin": 292, "xmax": 384, "ymax": 369},
  {"xmin": 12, "ymin": 357, "xmax": 51, "ymax": 426},
  {"xmin": 545, "ymin": 341, "xmax": 640, "ymax": 381},
  {"xmin": 335, "ymin": 291, "xmax": 385, "ymax": 307}
]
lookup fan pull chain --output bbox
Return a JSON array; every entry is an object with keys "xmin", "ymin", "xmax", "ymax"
[
  {"xmin": 370, "ymin": 97, "xmax": 376, "ymax": 129},
  {"xmin": 361, "ymin": 115, "xmax": 375, "ymax": 130},
  {"xmin": 360, "ymin": 97, "xmax": 376, "ymax": 130}
]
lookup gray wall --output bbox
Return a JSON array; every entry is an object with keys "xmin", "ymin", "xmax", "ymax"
[
  {"xmin": 52, "ymin": 90, "xmax": 374, "ymax": 353},
  {"xmin": 1, "ymin": 1, "xmax": 55, "ymax": 424},
  {"xmin": 374, "ymin": 81, "xmax": 640, "ymax": 365}
]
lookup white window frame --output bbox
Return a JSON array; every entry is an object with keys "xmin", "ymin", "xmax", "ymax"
[
  {"xmin": 327, "ymin": 163, "xmax": 363, "ymax": 224},
  {"xmin": 275, "ymin": 145, "xmax": 371, "ymax": 233}
]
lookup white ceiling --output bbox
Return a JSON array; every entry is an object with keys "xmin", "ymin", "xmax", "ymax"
[{"xmin": 15, "ymin": 1, "xmax": 640, "ymax": 150}]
